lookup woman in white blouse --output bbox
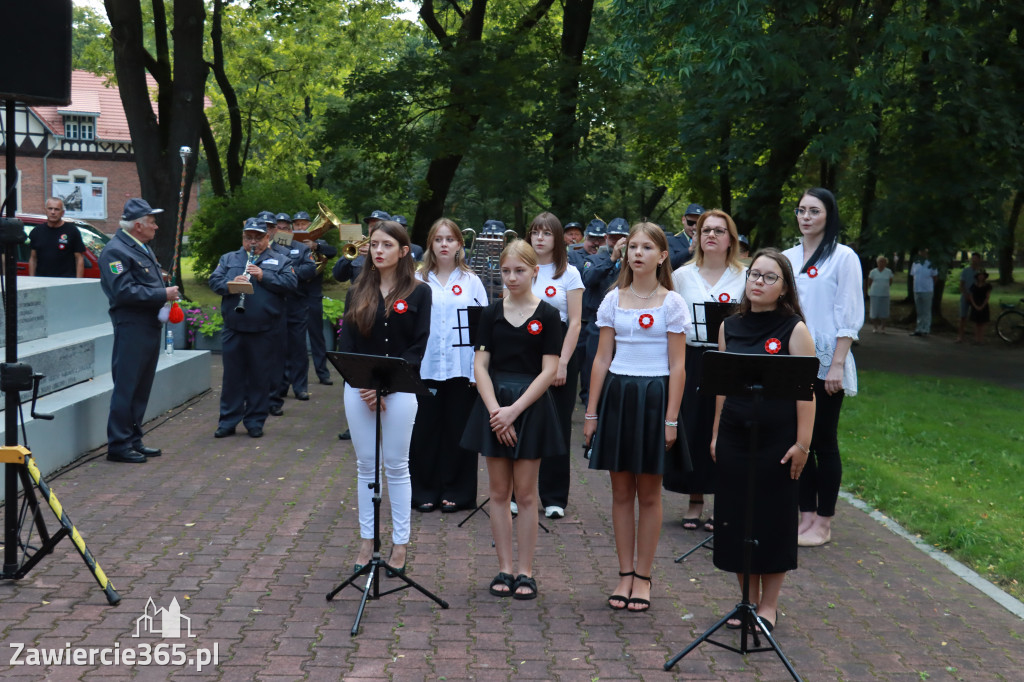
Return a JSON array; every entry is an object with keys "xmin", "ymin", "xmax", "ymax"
[
  {"xmin": 410, "ymin": 218, "xmax": 489, "ymax": 513},
  {"xmin": 527, "ymin": 212, "xmax": 583, "ymax": 520},
  {"xmin": 583, "ymin": 222, "xmax": 689, "ymax": 612},
  {"xmin": 664, "ymin": 209, "xmax": 747, "ymax": 533},
  {"xmin": 782, "ymin": 188, "xmax": 864, "ymax": 547}
]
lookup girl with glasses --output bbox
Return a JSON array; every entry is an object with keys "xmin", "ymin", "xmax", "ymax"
[
  {"xmin": 782, "ymin": 188, "xmax": 864, "ymax": 547},
  {"xmin": 712, "ymin": 248, "xmax": 815, "ymax": 634}
]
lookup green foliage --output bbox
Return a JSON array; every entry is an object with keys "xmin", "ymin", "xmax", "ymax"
[
  {"xmin": 321, "ymin": 296, "xmax": 346, "ymax": 327},
  {"xmin": 72, "ymin": 6, "xmax": 113, "ymax": 75},
  {"xmin": 841, "ymin": 371, "xmax": 1024, "ymax": 600},
  {"xmin": 188, "ymin": 178, "xmax": 331, "ymax": 278}
]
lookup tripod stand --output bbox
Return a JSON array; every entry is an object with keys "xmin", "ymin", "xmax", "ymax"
[
  {"xmin": 1, "ymin": 101, "xmax": 119, "ymax": 605},
  {"xmin": 325, "ymin": 352, "xmax": 448, "ymax": 636},
  {"xmin": 665, "ymin": 351, "xmax": 815, "ymax": 680}
]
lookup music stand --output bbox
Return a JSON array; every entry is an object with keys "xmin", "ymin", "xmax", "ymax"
[
  {"xmin": 674, "ymin": 300, "xmax": 737, "ymax": 562},
  {"xmin": 665, "ymin": 350, "xmax": 816, "ymax": 680},
  {"xmin": 324, "ymin": 352, "xmax": 449, "ymax": 636}
]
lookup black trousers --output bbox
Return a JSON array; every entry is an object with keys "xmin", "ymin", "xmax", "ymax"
[
  {"xmin": 279, "ymin": 297, "xmax": 309, "ymax": 396},
  {"xmin": 306, "ymin": 293, "xmax": 331, "ymax": 381},
  {"xmin": 219, "ymin": 327, "xmax": 273, "ymax": 430},
  {"xmin": 108, "ymin": 318, "xmax": 161, "ymax": 454},
  {"xmin": 409, "ymin": 378, "xmax": 478, "ymax": 509},
  {"xmin": 538, "ymin": 349, "xmax": 580, "ymax": 509},
  {"xmin": 799, "ymin": 379, "xmax": 845, "ymax": 517}
]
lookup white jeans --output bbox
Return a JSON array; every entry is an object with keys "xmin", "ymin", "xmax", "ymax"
[{"xmin": 343, "ymin": 385, "xmax": 417, "ymax": 545}]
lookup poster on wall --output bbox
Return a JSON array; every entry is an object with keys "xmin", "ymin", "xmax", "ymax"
[{"xmin": 52, "ymin": 179, "xmax": 106, "ymax": 220}]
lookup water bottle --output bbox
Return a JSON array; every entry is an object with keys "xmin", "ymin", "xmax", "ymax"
[{"xmin": 165, "ymin": 329, "xmax": 174, "ymax": 355}]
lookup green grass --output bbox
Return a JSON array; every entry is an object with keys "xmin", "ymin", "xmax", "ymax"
[{"xmin": 841, "ymin": 370, "xmax": 1024, "ymax": 599}]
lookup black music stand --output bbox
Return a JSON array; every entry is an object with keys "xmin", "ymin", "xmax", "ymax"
[
  {"xmin": 674, "ymin": 300, "xmax": 737, "ymax": 562},
  {"xmin": 324, "ymin": 352, "xmax": 449, "ymax": 636},
  {"xmin": 665, "ymin": 350, "xmax": 816, "ymax": 680}
]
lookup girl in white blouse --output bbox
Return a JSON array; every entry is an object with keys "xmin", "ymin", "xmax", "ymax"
[
  {"xmin": 584, "ymin": 222, "xmax": 690, "ymax": 612},
  {"xmin": 665, "ymin": 209, "xmax": 747, "ymax": 534},
  {"xmin": 782, "ymin": 187, "xmax": 864, "ymax": 547},
  {"xmin": 527, "ymin": 212, "xmax": 583, "ymax": 520},
  {"xmin": 410, "ymin": 218, "xmax": 489, "ymax": 513}
]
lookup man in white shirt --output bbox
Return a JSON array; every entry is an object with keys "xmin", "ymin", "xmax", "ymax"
[{"xmin": 910, "ymin": 248, "xmax": 938, "ymax": 336}]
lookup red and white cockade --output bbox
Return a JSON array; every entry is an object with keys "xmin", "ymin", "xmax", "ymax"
[
  {"xmin": 393, "ymin": 299, "xmax": 409, "ymax": 314},
  {"xmin": 638, "ymin": 313, "xmax": 654, "ymax": 329},
  {"xmin": 527, "ymin": 320, "xmax": 543, "ymax": 335},
  {"xmin": 545, "ymin": 286, "xmax": 557, "ymax": 297},
  {"xmin": 718, "ymin": 292, "xmax": 731, "ymax": 303},
  {"xmin": 451, "ymin": 285, "xmax": 462, "ymax": 296},
  {"xmin": 765, "ymin": 337, "xmax": 782, "ymax": 354},
  {"xmin": 807, "ymin": 266, "xmax": 819, "ymax": 278}
]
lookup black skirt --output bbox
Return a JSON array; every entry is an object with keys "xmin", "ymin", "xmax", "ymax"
[
  {"xmin": 588, "ymin": 373, "xmax": 691, "ymax": 475},
  {"xmin": 663, "ymin": 345, "xmax": 716, "ymax": 494},
  {"xmin": 460, "ymin": 372, "xmax": 566, "ymax": 460}
]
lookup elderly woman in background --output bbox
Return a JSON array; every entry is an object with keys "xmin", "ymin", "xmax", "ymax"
[{"xmin": 866, "ymin": 256, "xmax": 894, "ymax": 333}]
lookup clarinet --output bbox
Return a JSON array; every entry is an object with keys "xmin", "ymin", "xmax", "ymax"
[{"xmin": 235, "ymin": 247, "xmax": 257, "ymax": 313}]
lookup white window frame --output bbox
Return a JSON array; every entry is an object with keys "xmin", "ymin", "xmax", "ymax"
[{"xmin": 0, "ymin": 169, "xmax": 23, "ymax": 213}]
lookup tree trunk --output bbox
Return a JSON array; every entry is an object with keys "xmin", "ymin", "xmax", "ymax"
[
  {"xmin": 998, "ymin": 190, "xmax": 1021, "ymax": 284},
  {"xmin": 641, "ymin": 186, "xmax": 667, "ymax": 219},
  {"xmin": 547, "ymin": 0, "xmax": 595, "ymax": 219},
  {"xmin": 106, "ymin": 0, "xmax": 207, "ymax": 268},
  {"xmin": 734, "ymin": 129, "xmax": 811, "ymax": 247}
]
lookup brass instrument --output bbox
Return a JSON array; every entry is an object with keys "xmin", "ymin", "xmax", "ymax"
[
  {"xmin": 235, "ymin": 247, "xmax": 257, "ymax": 313},
  {"xmin": 341, "ymin": 236, "xmax": 371, "ymax": 261},
  {"xmin": 461, "ymin": 227, "xmax": 476, "ymax": 250},
  {"xmin": 291, "ymin": 201, "xmax": 341, "ymax": 273}
]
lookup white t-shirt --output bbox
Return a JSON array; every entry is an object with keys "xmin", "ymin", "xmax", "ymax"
[
  {"xmin": 783, "ymin": 243, "xmax": 864, "ymax": 395},
  {"xmin": 597, "ymin": 288, "xmax": 690, "ymax": 377},
  {"xmin": 417, "ymin": 268, "xmax": 488, "ymax": 382},
  {"xmin": 910, "ymin": 260, "xmax": 938, "ymax": 293},
  {"xmin": 671, "ymin": 263, "xmax": 747, "ymax": 346},
  {"xmin": 530, "ymin": 262, "xmax": 583, "ymax": 323}
]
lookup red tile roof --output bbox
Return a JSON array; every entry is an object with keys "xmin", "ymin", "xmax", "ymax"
[{"xmin": 31, "ymin": 70, "xmax": 158, "ymax": 142}]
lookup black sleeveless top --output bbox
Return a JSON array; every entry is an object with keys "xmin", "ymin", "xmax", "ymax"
[{"xmin": 720, "ymin": 310, "xmax": 802, "ymax": 427}]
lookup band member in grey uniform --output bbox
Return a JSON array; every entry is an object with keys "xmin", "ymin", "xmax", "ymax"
[
  {"xmin": 99, "ymin": 198, "xmax": 179, "ymax": 463},
  {"xmin": 210, "ymin": 218, "xmax": 298, "ymax": 438},
  {"xmin": 272, "ymin": 213, "xmax": 318, "ymax": 400}
]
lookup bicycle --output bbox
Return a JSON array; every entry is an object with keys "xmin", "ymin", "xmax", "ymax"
[{"xmin": 996, "ymin": 298, "xmax": 1024, "ymax": 344}]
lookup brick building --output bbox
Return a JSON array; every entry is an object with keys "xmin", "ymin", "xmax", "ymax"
[{"xmin": 1, "ymin": 70, "xmax": 198, "ymax": 234}]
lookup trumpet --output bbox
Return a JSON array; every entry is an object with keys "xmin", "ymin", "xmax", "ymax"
[
  {"xmin": 235, "ymin": 247, "xmax": 257, "ymax": 314},
  {"xmin": 341, "ymin": 236, "xmax": 370, "ymax": 261},
  {"xmin": 292, "ymin": 201, "xmax": 342, "ymax": 273}
]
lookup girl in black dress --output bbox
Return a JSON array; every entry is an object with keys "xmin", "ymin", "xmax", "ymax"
[
  {"xmin": 712, "ymin": 248, "xmax": 815, "ymax": 633},
  {"xmin": 968, "ymin": 270, "xmax": 992, "ymax": 344},
  {"xmin": 461, "ymin": 240, "xmax": 564, "ymax": 600}
]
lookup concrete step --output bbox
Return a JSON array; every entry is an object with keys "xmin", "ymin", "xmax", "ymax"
[
  {"xmin": 1, "ymin": 323, "xmax": 113, "ymax": 401},
  {"xmin": 1, "ymin": 277, "xmax": 110, "ymax": 344}
]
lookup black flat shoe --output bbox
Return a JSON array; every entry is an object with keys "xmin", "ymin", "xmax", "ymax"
[
  {"xmin": 608, "ymin": 570, "xmax": 633, "ymax": 610},
  {"xmin": 248, "ymin": 428, "xmax": 264, "ymax": 438},
  {"xmin": 134, "ymin": 444, "xmax": 162, "ymax": 457},
  {"xmin": 107, "ymin": 450, "xmax": 146, "ymax": 464},
  {"xmin": 338, "ymin": 429, "xmax": 351, "ymax": 440},
  {"xmin": 214, "ymin": 426, "xmax": 236, "ymax": 438},
  {"xmin": 489, "ymin": 572, "xmax": 515, "ymax": 597},
  {"xmin": 295, "ymin": 391, "xmax": 310, "ymax": 401},
  {"xmin": 319, "ymin": 378, "xmax": 334, "ymax": 385},
  {"xmin": 269, "ymin": 406, "xmax": 284, "ymax": 416},
  {"xmin": 512, "ymin": 574, "xmax": 538, "ymax": 600}
]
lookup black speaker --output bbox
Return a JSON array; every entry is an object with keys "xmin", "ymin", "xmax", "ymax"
[{"xmin": 0, "ymin": 0, "xmax": 73, "ymax": 106}]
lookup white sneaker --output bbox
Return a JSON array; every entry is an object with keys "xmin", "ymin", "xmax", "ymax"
[
  {"xmin": 544, "ymin": 506, "xmax": 565, "ymax": 520},
  {"xmin": 510, "ymin": 501, "xmax": 518, "ymax": 516}
]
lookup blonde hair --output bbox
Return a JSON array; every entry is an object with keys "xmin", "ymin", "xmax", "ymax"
[
  {"xmin": 500, "ymin": 239, "xmax": 538, "ymax": 269},
  {"xmin": 690, "ymin": 209, "xmax": 744, "ymax": 271},
  {"xmin": 421, "ymin": 217, "xmax": 472, "ymax": 276},
  {"xmin": 615, "ymin": 223, "xmax": 674, "ymax": 292}
]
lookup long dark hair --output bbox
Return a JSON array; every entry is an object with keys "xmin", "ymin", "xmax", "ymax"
[
  {"xmin": 797, "ymin": 187, "xmax": 841, "ymax": 273},
  {"xmin": 737, "ymin": 248, "xmax": 805, "ymax": 320},
  {"xmin": 527, "ymin": 212, "xmax": 567, "ymax": 279},
  {"xmin": 345, "ymin": 220, "xmax": 419, "ymax": 336},
  {"xmin": 615, "ymin": 222, "xmax": 675, "ymax": 292}
]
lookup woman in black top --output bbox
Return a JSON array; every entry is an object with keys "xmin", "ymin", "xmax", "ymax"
[
  {"xmin": 339, "ymin": 221, "xmax": 431, "ymax": 576},
  {"xmin": 711, "ymin": 249, "xmax": 815, "ymax": 634},
  {"xmin": 461, "ymin": 240, "xmax": 563, "ymax": 600}
]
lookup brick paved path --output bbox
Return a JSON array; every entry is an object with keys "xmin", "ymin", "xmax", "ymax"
[{"xmin": 1, "ymin": 355, "xmax": 1021, "ymax": 680}]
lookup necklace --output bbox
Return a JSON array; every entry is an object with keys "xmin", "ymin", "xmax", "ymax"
[{"xmin": 629, "ymin": 283, "xmax": 658, "ymax": 300}]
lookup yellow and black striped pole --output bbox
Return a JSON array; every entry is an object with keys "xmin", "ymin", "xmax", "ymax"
[{"xmin": 2, "ymin": 446, "xmax": 121, "ymax": 605}]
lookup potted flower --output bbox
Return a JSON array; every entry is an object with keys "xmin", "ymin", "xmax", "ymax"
[
  {"xmin": 322, "ymin": 296, "xmax": 346, "ymax": 351},
  {"xmin": 186, "ymin": 304, "xmax": 225, "ymax": 352}
]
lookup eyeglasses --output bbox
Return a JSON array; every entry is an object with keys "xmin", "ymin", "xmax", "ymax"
[
  {"xmin": 700, "ymin": 227, "xmax": 728, "ymax": 237},
  {"xmin": 242, "ymin": 235, "xmax": 266, "ymax": 243},
  {"xmin": 746, "ymin": 270, "xmax": 780, "ymax": 285},
  {"xmin": 685, "ymin": 219, "xmax": 698, "ymax": 227},
  {"xmin": 794, "ymin": 207, "xmax": 823, "ymax": 218}
]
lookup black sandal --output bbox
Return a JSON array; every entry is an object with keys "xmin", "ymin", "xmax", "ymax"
[
  {"xmin": 627, "ymin": 574, "xmax": 652, "ymax": 612},
  {"xmin": 512, "ymin": 574, "xmax": 538, "ymax": 600},
  {"xmin": 440, "ymin": 500, "xmax": 458, "ymax": 514},
  {"xmin": 703, "ymin": 517, "xmax": 715, "ymax": 532},
  {"xmin": 608, "ymin": 571, "xmax": 633, "ymax": 610},
  {"xmin": 416, "ymin": 502, "xmax": 435, "ymax": 513},
  {"xmin": 489, "ymin": 572, "xmax": 515, "ymax": 597}
]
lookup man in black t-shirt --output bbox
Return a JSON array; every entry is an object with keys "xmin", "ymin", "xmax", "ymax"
[{"xmin": 28, "ymin": 197, "xmax": 86, "ymax": 277}]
